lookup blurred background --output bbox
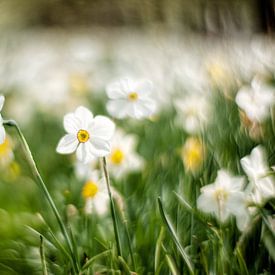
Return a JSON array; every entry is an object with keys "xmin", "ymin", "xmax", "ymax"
[
  {"xmin": 0, "ymin": 0, "xmax": 275, "ymax": 274},
  {"xmin": 0, "ymin": 0, "xmax": 274, "ymax": 33}
]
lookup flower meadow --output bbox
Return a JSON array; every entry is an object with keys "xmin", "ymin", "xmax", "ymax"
[{"xmin": 0, "ymin": 32, "xmax": 275, "ymax": 275}]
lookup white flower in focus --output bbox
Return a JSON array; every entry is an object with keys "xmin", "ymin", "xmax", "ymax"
[
  {"xmin": 236, "ymin": 77, "xmax": 275, "ymax": 123},
  {"xmin": 81, "ymin": 171, "xmax": 109, "ymax": 215},
  {"xmin": 56, "ymin": 106, "xmax": 115, "ymax": 163},
  {"xmin": 197, "ymin": 169, "xmax": 248, "ymax": 229},
  {"xmin": 174, "ymin": 95, "xmax": 210, "ymax": 134},
  {"xmin": 241, "ymin": 146, "xmax": 275, "ymax": 205},
  {"xmin": 0, "ymin": 95, "xmax": 6, "ymax": 144},
  {"xmin": 106, "ymin": 78, "xmax": 156, "ymax": 119},
  {"xmin": 108, "ymin": 129, "xmax": 144, "ymax": 179}
]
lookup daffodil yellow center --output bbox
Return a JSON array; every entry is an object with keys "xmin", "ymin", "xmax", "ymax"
[
  {"xmin": 82, "ymin": 181, "xmax": 99, "ymax": 199},
  {"xmin": 77, "ymin": 129, "xmax": 89, "ymax": 143},
  {"xmin": 214, "ymin": 188, "xmax": 228, "ymax": 202},
  {"xmin": 110, "ymin": 148, "xmax": 125, "ymax": 165},
  {"xmin": 0, "ymin": 138, "xmax": 11, "ymax": 157},
  {"xmin": 128, "ymin": 92, "xmax": 138, "ymax": 101}
]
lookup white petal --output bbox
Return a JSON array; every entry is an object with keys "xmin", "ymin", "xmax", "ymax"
[
  {"xmin": 132, "ymin": 99, "xmax": 156, "ymax": 119},
  {"xmin": 64, "ymin": 113, "xmax": 81, "ymax": 134},
  {"xmin": 235, "ymin": 211, "xmax": 250, "ymax": 231},
  {"xmin": 0, "ymin": 124, "xmax": 5, "ymax": 144},
  {"xmin": 106, "ymin": 99, "xmax": 131, "ymax": 119},
  {"xmin": 74, "ymin": 106, "xmax": 94, "ymax": 129},
  {"xmin": 90, "ymin": 115, "xmax": 115, "ymax": 141},
  {"xmin": 76, "ymin": 143, "xmax": 93, "ymax": 163},
  {"xmin": 241, "ymin": 146, "xmax": 268, "ymax": 180},
  {"xmin": 132, "ymin": 80, "xmax": 153, "ymax": 98},
  {"xmin": 93, "ymin": 193, "xmax": 109, "ymax": 215},
  {"xmin": 56, "ymin": 134, "xmax": 78, "ymax": 154},
  {"xmin": 106, "ymin": 80, "xmax": 127, "ymax": 99},
  {"xmin": 0, "ymin": 95, "xmax": 4, "ymax": 112},
  {"xmin": 89, "ymin": 139, "xmax": 111, "ymax": 157},
  {"xmin": 227, "ymin": 193, "xmax": 246, "ymax": 216},
  {"xmin": 197, "ymin": 192, "xmax": 217, "ymax": 213}
]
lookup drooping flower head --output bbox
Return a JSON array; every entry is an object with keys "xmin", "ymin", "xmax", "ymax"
[
  {"xmin": 56, "ymin": 106, "xmax": 115, "ymax": 163},
  {"xmin": 0, "ymin": 95, "xmax": 6, "ymax": 144},
  {"xmin": 106, "ymin": 78, "xmax": 156, "ymax": 119}
]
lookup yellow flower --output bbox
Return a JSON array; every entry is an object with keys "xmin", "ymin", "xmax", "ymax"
[{"xmin": 182, "ymin": 137, "xmax": 204, "ymax": 173}]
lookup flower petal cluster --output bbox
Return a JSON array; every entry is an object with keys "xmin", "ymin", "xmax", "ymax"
[
  {"xmin": 197, "ymin": 169, "xmax": 248, "ymax": 230},
  {"xmin": 56, "ymin": 106, "xmax": 115, "ymax": 163},
  {"xmin": 0, "ymin": 95, "xmax": 6, "ymax": 144},
  {"xmin": 106, "ymin": 78, "xmax": 156, "ymax": 119},
  {"xmin": 81, "ymin": 171, "xmax": 109, "ymax": 215},
  {"xmin": 241, "ymin": 145, "xmax": 275, "ymax": 205},
  {"xmin": 236, "ymin": 77, "xmax": 275, "ymax": 123},
  {"xmin": 174, "ymin": 94, "xmax": 210, "ymax": 134},
  {"xmin": 108, "ymin": 129, "xmax": 144, "ymax": 179}
]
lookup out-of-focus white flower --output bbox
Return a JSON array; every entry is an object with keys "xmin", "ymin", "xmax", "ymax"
[
  {"xmin": 74, "ymin": 159, "xmax": 97, "ymax": 180},
  {"xmin": 236, "ymin": 77, "xmax": 275, "ymax": 123},
  {"xmin": 174, "ymin": 95, "xmax": 210, "ymax": 134},
  {"xmin": 106, "ymin": 78, "xmax": 156, "ymax": 119},
  {"xmin": 81, "ymin": 171, "xmax": 109, "ymax": 215},
  {"xmin": 0, "ymin": 95, "xmax": 6, "ymax": 144},
  {"xmin": 241, "ymin": 145, "xmax": 275, "ymax": 205},
  {"xmin": 0, "ymin": 135, "xmax": 14, "ymax": 166},
  {"xmin": 56, "ymin": 106, "xmax": 115, "ymax": 163},
  {"xmin": 108, "ymin": 129, "xmax": 144, "ymax": 179},
  {"xmin": 197, "ymin": 169, "xmax": 248, "ymax": 230}
]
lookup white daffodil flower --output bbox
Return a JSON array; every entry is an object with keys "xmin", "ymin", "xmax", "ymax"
[
  {"xmin": 56, "ymin": 106, "xmax": 115, "ymax": 163},
  {"xmin": 241, "ymin": 146, "xmax": 275, "ymax": 205},
  {"xmin": 108, "ymin": 129, "xmax": 144, "ymax": 179},
  {"xmin": 82, "ymin": 171, "xmax": 109, "ymax": 215},
  {"xmin": 106, "ymin": 78, "xmax": 156, "ymax": 119},
  {"xmin": 0, "ymin": 95, "xmax": 6, "ymax": 145},
  {"xmin": 197, "ymin": 169, "xmax": 248, "ymax": 229},
  {"xmin": 174, "ymin": 95, "xmax": 210, "ymax": 134},
  {"xmin": 236, "ymin": 77, "xmax": 275, "ymax": 123}
]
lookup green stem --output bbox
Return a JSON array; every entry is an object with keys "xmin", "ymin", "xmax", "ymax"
[
  {"xmin": 4, "ymin": 120, "xmax": 80, "ymax": 274},
  {"xmin": 123, "ymin": 217, "xmax": 136, "ymax": 270},
  {"xmin": 102, "ymin": 157, "xmax": 122, "ymax": 257},
  {"xmin": 39, "ymin": 235, "xmax": 48, "ymax": 275}
]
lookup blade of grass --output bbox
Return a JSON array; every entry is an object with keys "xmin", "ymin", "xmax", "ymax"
[
  {"xmin": 235, "ymin": 247, "xmax": 249, "ymax": 275},
  {"xmin": 102, "ymin": 157, "xmax": 122, "ymax": 257},
  {"xmin": 4, "ymin": 120, "xmax": 79, "ymax": 274},
  {"xmin": 82, "ymin": 250, "xmax": 111, "ymax": 271},
  {"xmin": 39, "ymin": 235, "xmax": 48, "ymax": 275},
  {"xmin": 165, "ymin": 254, "xmax": 180, "ymax": 275},
  {"xmin": 118, "ymin": 256, "xmax": 132, "ymax": 275},
  {"xmin": 158, "ymin": 197, "xmax": 194, "ymax": 274},
  {"xmin": 154, "ymin": 227, "xmax": 165, "ymax": 273}
]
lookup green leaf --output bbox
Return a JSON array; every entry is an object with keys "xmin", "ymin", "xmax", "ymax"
[
  {"xmin": 39, "ymin": 235, "xmax": 48, "ymax": 275},
  {"xmin": 165, "ymin": 254, "xmax": 180, "ymax": 275},
  {"xmin": 158, "ymin": 197, "xmax": 194, "ymax": 274},
  {"xmin": 81, "ymin": 250, "xmax": 111, "ymax": 271},
  {"xmin": 154, "ymin": 227, "xmax": 165, "ymax": 273}
]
